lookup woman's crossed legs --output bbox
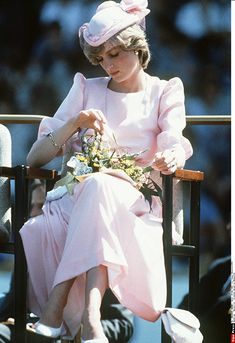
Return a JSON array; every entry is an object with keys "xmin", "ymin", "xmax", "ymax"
[{"xmin": 34, "ymin": 265, "xmax": 108, "ymax": 341}]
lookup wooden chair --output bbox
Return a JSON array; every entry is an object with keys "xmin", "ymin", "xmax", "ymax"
[{"xmin": 0, "ymin": 117, "xmax": 204, "ymax": 343}]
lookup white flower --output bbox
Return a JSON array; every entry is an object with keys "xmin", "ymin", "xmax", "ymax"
[
  {"xmin": 67, "ymin": 156, "xmax": 92, "ymax": 176},
  {"xmin": 46, "ymin": 185, "xmax": 68, "ymax": 202}
]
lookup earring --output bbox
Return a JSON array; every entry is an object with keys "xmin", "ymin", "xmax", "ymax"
[{"xmin": 134, "ymin": 50, "xmax": 138, "ymax": 55}]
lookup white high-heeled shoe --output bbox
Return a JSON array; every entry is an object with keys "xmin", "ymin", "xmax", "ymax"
[{"xmin": 27, "ymin": 321, "xmax": 62, "ymax": 338}]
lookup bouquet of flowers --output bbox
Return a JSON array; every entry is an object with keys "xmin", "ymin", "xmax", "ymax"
[{"xmin": 54, "ymin": 131, "xmax": 162, "ymax": 208}]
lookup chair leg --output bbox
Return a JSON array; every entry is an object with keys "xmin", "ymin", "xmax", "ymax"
[
  {"xmin": 13, "ymin": 166, "xmax": 28, "ymax": 343},
  {"xmin": 161, "ymin": 175, "xmax": 173, "ymax": 343},
  {"xmin": 162, "ymin": 175, "xmax": 173, "ymax": 307},
  {"xmin": 188, "ymin": 181, "xmax": 201, "ymax": 313}
]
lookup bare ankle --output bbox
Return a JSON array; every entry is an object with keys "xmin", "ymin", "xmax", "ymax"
[
  {"xmin": 40, "ymin": 304, "xmax": 63, "ymax": 328},
  {"xmin": 82, "ymin": 309, "xmax": 104, "ymax": 340}
]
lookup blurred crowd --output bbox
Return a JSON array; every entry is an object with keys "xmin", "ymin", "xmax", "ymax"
[
  {"xmin": 0, "ymin": 0, "xmax": 231, "ymax": 268},
  {"xmin": 0, "ymin": 0, "xmax": 231, "ymax": 116}
]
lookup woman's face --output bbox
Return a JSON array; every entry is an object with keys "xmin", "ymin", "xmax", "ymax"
[{"xmin": 96, "ymin": 41, "xmax": 141, "ymax": 85}]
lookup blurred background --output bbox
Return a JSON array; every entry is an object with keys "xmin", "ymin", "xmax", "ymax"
[{"xmin": 0, "ymin": 0, "xmax": 231, "ymax": 342}]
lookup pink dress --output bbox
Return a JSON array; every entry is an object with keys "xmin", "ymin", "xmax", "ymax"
[{"xmin": 20, "ymin": 72, "xmax": 192, "ymax": 338}]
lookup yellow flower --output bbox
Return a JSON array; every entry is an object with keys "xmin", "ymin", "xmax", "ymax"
[{"xmin": 76, "ymin": 155, "xmax": 86, "ymax": 162}]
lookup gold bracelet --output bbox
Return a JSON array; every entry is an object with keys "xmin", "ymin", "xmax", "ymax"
[{"xmin": 46, "ymin": 131, "xmax": 65, "ymax": 149}]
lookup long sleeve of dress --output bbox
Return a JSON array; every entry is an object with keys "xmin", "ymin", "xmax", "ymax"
[
  {"xmin": 157, "ymin": 77, "xmax": 193, "ymax": 166},
  {"xmin": 37, "ymin": 72, "xmax": 86, "ymax": 155}
]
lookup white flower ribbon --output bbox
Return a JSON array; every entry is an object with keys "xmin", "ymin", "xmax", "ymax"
[{"xmin": 46, "ymin": 185, "xmax": 68, "ymax": 202}]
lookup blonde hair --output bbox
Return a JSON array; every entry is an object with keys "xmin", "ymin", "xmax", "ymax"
[{"xmin": 79, "ymin": 24, "xmax": 151, "ymax": 69}]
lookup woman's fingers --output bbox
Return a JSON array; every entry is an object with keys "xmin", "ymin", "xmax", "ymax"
[
  {"xmin": 78, "ymin": 109, "xmax": 107, "ymax": 133},
  {"xmin": 87, "ymin": 109, "xmax": 107, "ymax": 124},
  {"xmin": 93, "ymin": 119, "xmax": 105, "ymax": 134},
  {"xmin": 95, "ymin": 110, "xmax": 107, "ymax": 134},
  {"xmin": 161, "ymin": 164, "xmax": 177, "ymax": 175},
  {"xmin": 152, "ymin": 150, "xmax": 177, "ymax": 173},
  {"xmin": 95, "ymin": 109, "xmax": 107, "ymax": 124}
]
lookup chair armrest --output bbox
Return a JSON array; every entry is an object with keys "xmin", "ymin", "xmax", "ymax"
[
  {"xmin": 0, "ymin": 166, "xmax": 16, "ymax": 178},
  {"xmin": 0, "ymin": 165, "xmax": 59, "ymax": 181},
  {"xmin": 174, "ymin": 169, "xmax": 204, "ymax": 182},
  {"xmin": 25, "ymin": 166, "xmax": 59, "ymax": 180}
]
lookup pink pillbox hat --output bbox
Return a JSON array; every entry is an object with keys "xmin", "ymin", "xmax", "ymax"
[{"xmin": 79, "ymin": 0, "xmax": 150, "ymax": 47}]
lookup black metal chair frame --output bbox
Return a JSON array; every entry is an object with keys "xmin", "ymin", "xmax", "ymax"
[
  {"xmin": 161, "ymin": 169, "xmax": 204, "ymax": 342},
  {"xmin": 0, "ymin": 165, "xmax": 58, "ymax": 343}
]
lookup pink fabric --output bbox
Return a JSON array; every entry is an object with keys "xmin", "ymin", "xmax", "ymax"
[
  {"xmin": 20, "ymin": 72, "xmax": 192, "ymax": 338},
  {"xmin": 79, "ymin": 0, "xmax": 150, "ymax": 47}
]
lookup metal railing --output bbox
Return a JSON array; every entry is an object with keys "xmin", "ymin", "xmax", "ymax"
[{"xmin": 0, "ymin": 114, "xmax": 231, "ymax": 125}]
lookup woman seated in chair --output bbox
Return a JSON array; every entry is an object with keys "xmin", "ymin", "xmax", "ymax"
[{"xmin": 20, "ymin": 0, "xmax": 193, "ymax": 342}]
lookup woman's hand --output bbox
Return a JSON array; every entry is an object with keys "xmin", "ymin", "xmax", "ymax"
[
  {"xmin": 27, "ymin": 109, "xmax": 107, "ymax": 168},
  {"xmin": 152, "ymin": 149, "xmax": 177, "ymax": 175},
  {"xmin": 72, "ymin": 109, "xmax": 107, "ymax": 134}
]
